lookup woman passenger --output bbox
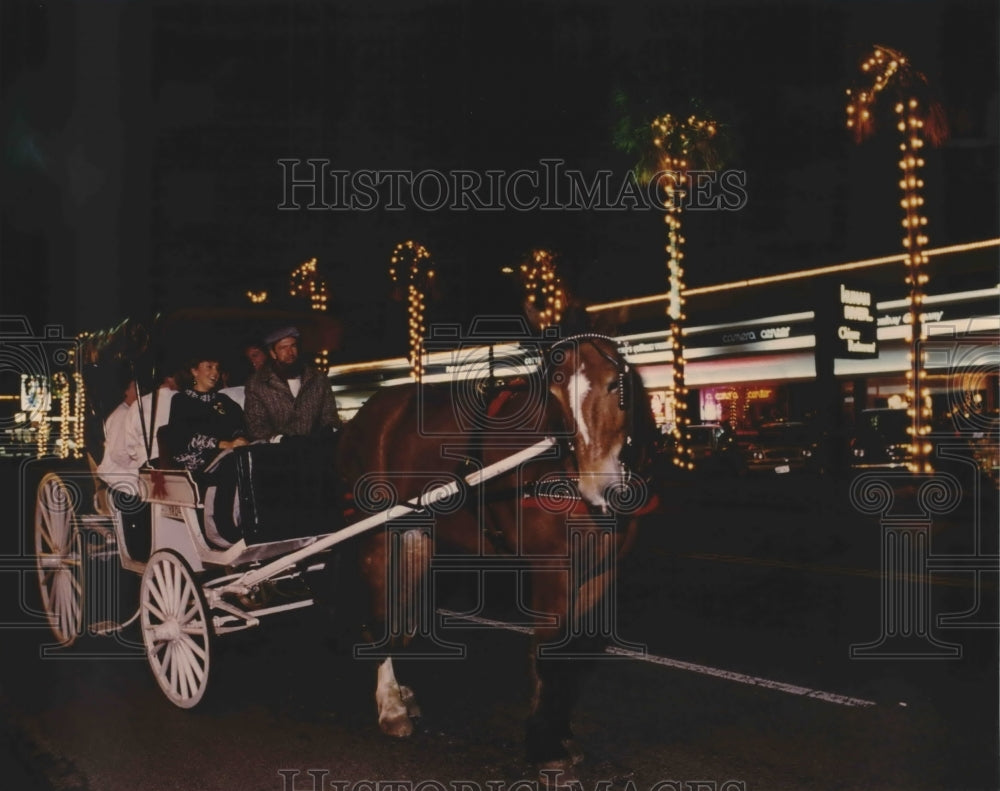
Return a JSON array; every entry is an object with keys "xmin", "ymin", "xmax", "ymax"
[{"xmin": 162, "ymin": 353, "xmax": 249, "ymax": 476}]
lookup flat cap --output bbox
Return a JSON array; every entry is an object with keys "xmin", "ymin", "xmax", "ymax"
[{"xmin": 263, "ymin": 325, "xmax": 300, "ymax": 346}]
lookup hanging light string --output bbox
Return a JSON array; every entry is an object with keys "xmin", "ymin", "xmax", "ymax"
[
  {"xmin": 846, "ymin": 44, "xmax": 948, "ymax": 473},
  {"xmin": 390, "ymin": 240, "xmax": 434, "ymax": 381}
]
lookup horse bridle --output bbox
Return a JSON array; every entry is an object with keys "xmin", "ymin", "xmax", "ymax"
[{"xmin": 545, "ymin": 333, "xmax": 637, "ymax": 473}]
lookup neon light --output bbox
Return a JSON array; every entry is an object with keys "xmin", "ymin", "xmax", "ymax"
[{"xmin": 586, "ymin": 238, "xmax": 1000, "ymax": 312}]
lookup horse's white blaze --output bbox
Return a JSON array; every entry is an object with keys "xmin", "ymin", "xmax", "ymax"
[
  {"xmin": 375, "ymin": 657, "xmax": 413, "ymax": 738},
  {"xmin": 567, "ymin": 361, "xmax": 627, "ymax": 509},
  {"xmin": 568, "ymin": 365, "xmax": 591, "ymax": 449}
]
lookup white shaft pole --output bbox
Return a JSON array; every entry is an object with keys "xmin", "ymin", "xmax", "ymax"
[{"xmin": 225, "ymin": 436, "xmax": 557, "ymax": 593}]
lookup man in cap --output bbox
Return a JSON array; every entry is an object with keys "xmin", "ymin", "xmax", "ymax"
[{"xmin": 244, "ymin": 325, "xmax": 342, "ymax": 442}]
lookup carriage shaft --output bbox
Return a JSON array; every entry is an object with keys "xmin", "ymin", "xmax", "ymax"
[{"xmin": 219, "ymin": 437, "xmax": 558, "ymax": 595}]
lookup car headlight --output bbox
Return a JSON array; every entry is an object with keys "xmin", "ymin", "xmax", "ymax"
[{"xmin": 803, "ymin": 449, "xmax": 812, "ymax": 458}]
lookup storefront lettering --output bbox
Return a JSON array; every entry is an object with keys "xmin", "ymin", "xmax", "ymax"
[
  {"xmin": 847, "ymin": 338, "xmax": 877, "ymax": 354},
  {"xmin": 840, "ymin": 284, "xmax": 872, "ymax": 306},
  {"xmin": 834, "ymin": 282, "xmax": 878, "ymax": 358},
  {"xmin": 843, "ymin": 303, "xmax": 874, "ymax": 322},
  {"xmin": 877, "ymin": 310, "xmax": 945, "ymax": 327},
  {"xmin": 721, "ymin": 325, "xmax": 792, "ymax": 344}
]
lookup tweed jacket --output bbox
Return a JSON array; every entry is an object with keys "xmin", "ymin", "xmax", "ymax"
[{"xmin": 244, "ymin": 363, "xmax": 342, "ymax": 441}]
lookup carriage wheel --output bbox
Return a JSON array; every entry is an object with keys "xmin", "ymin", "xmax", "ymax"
[
  {"xmin": 34, "ymin": 473, "xmax": 85, "ymax": 646},
  {"xmin": 140, "ymin": 550, "xmax": 213, "ymax": 709}
]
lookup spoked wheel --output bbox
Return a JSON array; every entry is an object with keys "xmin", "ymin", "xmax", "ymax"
[
  {"xmin": 34, "ymin": 473, "xmax": 85, "ymax": 646},
  {"xmin": 140, "ymin": 550, "xmax": 213, "ymax": 709}
]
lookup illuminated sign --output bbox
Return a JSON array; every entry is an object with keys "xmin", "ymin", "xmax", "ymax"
[{"xmin": 835, "ymin": 282, "xmax": 878, "ymax": 358}]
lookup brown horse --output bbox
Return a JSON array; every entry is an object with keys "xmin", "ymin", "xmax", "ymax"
[{"xmin": 333, "ymin": 334, "xmax": 657, "ymax": 781}]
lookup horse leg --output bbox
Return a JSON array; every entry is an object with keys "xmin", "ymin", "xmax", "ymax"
[
  {"xmin": 369, "ymin": 527, "xmax": 430, "ymax": 738},
  {"xmin": 375, "ymin": 656, "xmax": 419, "ymax": 738},
  {"xmin": 524, "ymin": 572, "xmax": 590, "ymax": 783}
]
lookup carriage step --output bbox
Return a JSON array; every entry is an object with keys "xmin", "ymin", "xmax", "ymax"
[{"xmin": 89, "ymin": 620, "xmax": 123, "ymax": 636}]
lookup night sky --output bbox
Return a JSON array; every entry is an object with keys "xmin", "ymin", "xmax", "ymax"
[{"xmin": 1, "ymin": 0, "xmax": 997, "ymax": 361}]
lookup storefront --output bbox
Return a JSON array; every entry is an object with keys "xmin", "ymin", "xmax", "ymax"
[{"xmin": 326, "ymin": 240, "xmax": 999, "ymax": 434}]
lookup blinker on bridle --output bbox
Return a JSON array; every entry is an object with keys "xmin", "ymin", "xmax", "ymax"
[{"xmin": 546, "ymin": 333, "xmax": 635, "ymax": 464}]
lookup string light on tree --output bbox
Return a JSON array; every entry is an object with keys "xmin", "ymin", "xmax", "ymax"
[
  {"xmin": 519, "ymin": 249, "xmax": 566, "ymax": 331},
  {"xmin": 246, "ymin": 290, "xmax": 269, "ymax": 305},
  {"xmin": 289, "ymin": 257, "xmax": 329, "ymax": 312},
  {"xmin": 51, "ymin": 373, "xmax": 71, "ymax": 459},
  {"xmin": 389, "ymin": 240, "xmax": 434, "ymax": 380},
  {"xmin": 72, "ymin": 372, "xmax": 84, "ymax": 460},
  {"xmin": 649, "ymin": 112, "xmax": 721, "ymax": 471},
  {"xmin": 846, "ymin": 44, "xmax": 947, "ymax": 473}
]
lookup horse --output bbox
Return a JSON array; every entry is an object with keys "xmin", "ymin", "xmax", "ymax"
[{"xmin": 332, "ymin": 333, "xmax": 658, "ymax": 782}]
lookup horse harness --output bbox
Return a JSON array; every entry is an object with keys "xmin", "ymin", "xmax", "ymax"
[{"xmin": 458, "ymin": 334, "xmax": 639, "ymax": 553}]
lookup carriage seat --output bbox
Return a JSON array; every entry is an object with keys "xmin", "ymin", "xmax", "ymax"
[{"xmin": 202, "ymin": 435, "xmax": 347, "ymax": 548}]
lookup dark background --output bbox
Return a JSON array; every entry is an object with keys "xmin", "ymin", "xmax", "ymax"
[{"xmin": 2, "ymin": 0, "xmax": 997, "ymax": 361}]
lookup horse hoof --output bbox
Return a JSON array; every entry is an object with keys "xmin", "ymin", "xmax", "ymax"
[
  {"xmin": 537, "ymin": 760, "xmax": 582, "ymax": 791},
  {"xmin": 378, "ymin": 710, "xmax": 415, "ymax": 738},
  {"xmin": 398, "ymin": 685, "xmax": 422, "ymax": 720},
  {"xmin": 561, "ymin": 738, "xmax": 585, "ymax": 766}
]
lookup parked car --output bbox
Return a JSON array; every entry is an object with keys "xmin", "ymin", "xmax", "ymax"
[
  {"xmin": 849, "ymin": 407, "xmax": 999, "ymax": 485},
  {"xmin": 683, "ymin": 423, "xmax": 747, "ymax": 476},
  {"xmin": 848, "ymin": 408, "xmax": 912, "ymax": 472},
  {"xmin": 746, "ymin": 421, "xmax": 821, "ymax": 475},
  {"xmin": 967, "ymin": 421, "xmax": 1000, "ymax": 489}
]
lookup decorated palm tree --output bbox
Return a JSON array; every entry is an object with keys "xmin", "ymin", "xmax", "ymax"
[
  {"xmin": 389, "ymin": 240, "xmax": 435, "ymax": 381},
  {"xmin": 517, "ymin": 248, "xmax": 566, "ymax": 332},
  {"xmin": 846, "ymin": 45, "xmax": 948, "ymax": 473},
  {"xmin": 614, "ymin": 94, "xmax": 727, "ymax": 469}
]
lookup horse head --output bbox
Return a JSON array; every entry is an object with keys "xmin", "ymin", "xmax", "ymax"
[{"xmin": 545, "ymin": 334, "xmax": 650, "ymax": 511}]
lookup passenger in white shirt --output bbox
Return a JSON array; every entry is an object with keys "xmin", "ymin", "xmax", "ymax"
[
  {"xmin": 125, "ymin": 375, "xmax": 178, "ymax": 466},
  {"xmin": 97, "ymin": 380, "xmax": 139, "ymax": 488}
]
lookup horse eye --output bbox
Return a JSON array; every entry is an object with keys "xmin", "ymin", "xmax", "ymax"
[{"xmin": 606, "ymin": 379, "xmax": 619, "ymax": 394}]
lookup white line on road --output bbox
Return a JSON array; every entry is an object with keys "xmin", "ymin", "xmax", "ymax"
[{"xmin": 438, "ymin": 608, "xmax": 878, "ymax": 709}]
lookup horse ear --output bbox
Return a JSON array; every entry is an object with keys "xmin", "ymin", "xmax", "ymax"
[{"xmin": 544, "ymin": 341, "xmax": 574, "ymax": 392}]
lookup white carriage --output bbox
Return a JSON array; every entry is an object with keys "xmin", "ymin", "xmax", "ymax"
[{"xmin": 33, "ymin": 431, "xmax": 555, "ymax": 709}]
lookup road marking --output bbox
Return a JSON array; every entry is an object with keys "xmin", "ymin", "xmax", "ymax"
[
  {"xmin": 660, "ymin": 549, "xmax": 994, "ymax": 589},
  {"xmin": 437, "ymin": 608, "xmax": 878, "ymax": 708}
]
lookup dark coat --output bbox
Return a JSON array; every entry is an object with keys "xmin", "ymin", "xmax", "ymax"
[
  {"xmin": 243, "ymin": 363, "xmax": 342, "ymax": 441},
  {"xmin": 162, "ymin": 389, "xmax": 246, "ymax": 473}
]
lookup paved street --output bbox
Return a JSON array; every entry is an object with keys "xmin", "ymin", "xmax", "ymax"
[{"xmin": 1, "ymin": 460, "xmax": 997, "ymax": 791}]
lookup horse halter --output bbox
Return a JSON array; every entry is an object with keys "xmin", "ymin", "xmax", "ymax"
[{"xmin": 545, "ymin": 333, "xmax": 636, "ymax": 468}]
